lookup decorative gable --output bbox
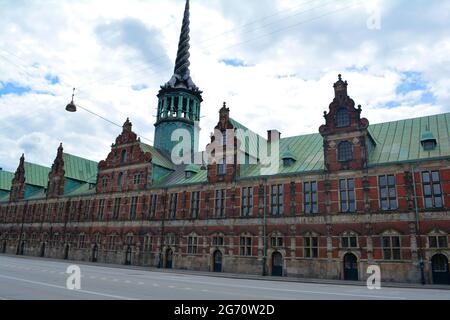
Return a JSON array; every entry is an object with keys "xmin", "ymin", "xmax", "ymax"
[
  {"xmin": 206, "ymin": 103, "xmax": 240, "ymax": 183},
  {"xmin": 10, "ymin": 154, "xmax": 26, "ymax": 202},
  {"xmin": 97, "ymin": 118, "xmax": 153, "ymax": 193},
  {"xmin": 319, "ymin": 75, "xmax": 371, "ymax": 172},
  {"xmin": 47, "ymin": 143, "xmax": 65, "ymax": 198}
]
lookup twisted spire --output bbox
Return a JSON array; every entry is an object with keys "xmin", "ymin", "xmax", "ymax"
[
  {"xmin": 174, "ymin": 0, "xmax": 191, "ymax": 77},
  {"xmin": 164, "ymin": 0, "xmax": 200, "ymax": 92}
]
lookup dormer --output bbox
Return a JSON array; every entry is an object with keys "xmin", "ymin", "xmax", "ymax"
[
  {"xmin": 281, "ymin": 148, "xmax": 297, "ymax": 167},
  {"xmin": 319, "ymin": 75, "xmax": 371, "ymax": 172},
  {"xmin": 421, "ymin": 130, "xmax": 437, "ymax": 151},
  {"xmin": 185, "ymin": 164, "xmax": 200, "ymax": 179}
]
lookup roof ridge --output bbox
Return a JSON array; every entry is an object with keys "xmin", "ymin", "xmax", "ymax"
[{"xmin": 63, "ymin": 152, "xmax": 99, "ymax": 164}]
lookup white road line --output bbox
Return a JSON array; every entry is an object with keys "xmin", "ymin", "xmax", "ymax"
[
  {"xmin": 168, "ymin": 286, "xmax": 176, "ymax": 289},
  {"xmin": 0, "ymin": 274, "xmax": 137, "ymax": 300}
]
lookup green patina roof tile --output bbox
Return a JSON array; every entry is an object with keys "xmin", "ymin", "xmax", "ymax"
[
  {"xmin": 139, "ymin": 143, "xmax": 175, "ymax": 170},
  {"xmin": 0, "ymin": 170, "xmax": 14, "ymax": 191},
  {"xmin": 24, "ymin": 162, "xmax": 50, "ymax": 188},
  {"xmin": 63, "ymin": 153, "xmax": 98, "ymax": 183}
]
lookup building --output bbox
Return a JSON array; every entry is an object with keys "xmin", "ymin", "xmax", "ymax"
[{"xmin": 1, "ymin": 0, "xmax": 449, "ymax": 285}]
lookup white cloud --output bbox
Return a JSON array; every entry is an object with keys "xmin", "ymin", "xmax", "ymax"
[{"xmin": 0, "ymin": 0, "xmax": 449, "ymax": 172}]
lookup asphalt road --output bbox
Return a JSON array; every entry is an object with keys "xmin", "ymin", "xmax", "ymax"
[{"xmin": 0, "ymin": 255, "xmax": 449, "ymax": 300}]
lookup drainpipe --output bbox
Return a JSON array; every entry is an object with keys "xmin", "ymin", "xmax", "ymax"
[
  {"xmin": 262, "ymin": 178, "xmax": 268, "ymax": 276},
  {"xmin": 411, "ymin": 164, "xmax": 425, "ymax": 285}
]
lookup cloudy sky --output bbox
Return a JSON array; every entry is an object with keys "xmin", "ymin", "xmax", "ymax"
[{"xmin": 1, "ymin": 0, "xmax": 449, "ymax": 172}]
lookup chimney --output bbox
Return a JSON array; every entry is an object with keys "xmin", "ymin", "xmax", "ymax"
[{"xmin": 267, "ymin": 130, "xmax": 281, "ymax": 143}]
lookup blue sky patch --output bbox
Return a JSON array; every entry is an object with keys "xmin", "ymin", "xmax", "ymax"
[
  {"xmin": 132, "ymin": 84, "xmax": 149, "ymax": 91},
  {"xmin": 220, "ymin": 59, "xmax": 250, "ymax": 67},
  {"xmin": 45, "ymin": 74, "xmax": 60, "ymax": 85},
  {"xmin": 396, "ymin": 71, "xmax": 427, "ymax": 94},
  {"xmin": 0, "ymin": 82, "xmax": 32, "ymax": 96}
]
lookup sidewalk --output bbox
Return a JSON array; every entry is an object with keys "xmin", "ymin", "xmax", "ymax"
[{"xmin": 3, "ymin": 253, "xmax": 450, "ymax": 291}]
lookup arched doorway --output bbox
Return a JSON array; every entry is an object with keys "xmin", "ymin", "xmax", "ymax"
[
  {"xmin": 125, "ymin": 246, "xmax": 132, "ymax": 265},
  {"xmin": 92, "ymin": 244, "xmax": 99, "ymax": 263},
  {"xmin": 64, "ymin": 244, "xmax": 70, "ymax": 260},
  {"xmin": 271, "ymin": 252, "xmax": 283, "ymax": 277},
  {"xmin": 213, "ymin": 250, "xmax": 222, "ymax": 273},
  {"xmin": 40, "ymin": 243, "xmax": 46, "ymax": 258},
  {"xmin": 343, "ymin": 253, "xmax": 358, "ymax": 281},
  {"xmin": 1, "ymin": 240, "xmax": 6, "ymax": 253},
  {"xmin": 165, "ymin": 248, "xmax": 173, "ymax": 269},
  {"xmin": 432, "ymin": 254, "xmax": 450, "ymax": 285}
]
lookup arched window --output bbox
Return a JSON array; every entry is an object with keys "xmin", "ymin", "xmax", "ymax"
[
  {"xmin": 338, "ymin": 141, "xmax": 353, "ymax": 162},
  {"xmin": 120, "ymin": 149, "xmax": 127, "ymax": 164},
  {"xmin": 336, "ymin": 108, "xmax": 351, "ymax": 128},
  {"xmin": 117, "ymin": 172, "xmax": 124, "ymax": 188}
]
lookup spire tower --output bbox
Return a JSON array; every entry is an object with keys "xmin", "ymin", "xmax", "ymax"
[{"xmin": 154, "ymin": 0, "xmax": 202, "ymax": 160}]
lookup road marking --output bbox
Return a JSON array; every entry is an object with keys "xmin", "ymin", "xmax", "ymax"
[
  {"xmin": 138, "ymin": 282, "xmax": 145, "ymax": 285},
  {"xmin": 0, "ymin": 274, "xmax": 137, "ymax": 300}
]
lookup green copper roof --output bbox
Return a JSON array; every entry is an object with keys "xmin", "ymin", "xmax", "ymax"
[
  {"xmin": 63, "ymin": 153, "xmax": 98, "ymax": 183},
  {"xmin": 240, "ymin": 133, "xmax": 324, "ymax": 177},
  {"xmin": 185, "ymin": 164, "xmax": 200, "ymax": 173},
  {"xmin": 230, "ymin": 118, "xmax": 266, "ymax": 158},
  {"xmin": 368, "ymin": 112, "xmax": 450, "ymax": 165},
  {"xmin": 0, "ymin": 170, "xmax": 14, "ymax": 191},
  {"xmin": 139, "ymin": 143, "xmax": 175, "ymax": 170},
  {"xmin": 281, "ymin": 148, "xmax": 298, "ymax": 161},
  {"xmin": 157, "ymin": 165, "xmax": 208, "ymax": 187},
  {"xmin": 0, "ymin": 193, "xmax": 9, "ymax": 203},
  {"xmin": 26, "ymin": 189, "xmax": 47, "ymax": 200},
  {"xmin": 24, "ymin": 162, "xmax": 50, "ymax": 187},
  {"xmin": 64, "ymin": 182, "xmax": 96, "ymax": 197}
]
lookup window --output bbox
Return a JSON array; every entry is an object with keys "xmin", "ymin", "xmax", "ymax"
[
  {"xmin": 304, "ymin": 236, "xmax": 319, "ymax": 258},
  {"xmin": 148, "ymin": 195, "xmax": 158, "ymax": 218},
  {"xmin": 186, "ymin": 171, "xmax": 193, "ymax": 179},
  {"xmin": 221, "ymin": 131, "xmax": 227, "ymax": 146},
  {"xmin": 121, "ymin": 150, "xmax": 127, "ymax": 164},
  {"xmin": 102, "ymin": 176, "xmax": 108, "ymax": 189},
  {"xmin": 93, "ymin": 233, "xmax": 101, "ymax": 245},
  {"xmin": 240, "ymin": 236, "xmax": 252, "ymax": 256},
  {"xmin": 379, "ymin": 175, "xmax": 397, "ymax": 210},
  {"xmin": 215, "ymin": 189, "xmax": 226, "ymax": 217},
  {"xmin": 108, "ymin": 234, "xmax": 117, "ymax": 251},
  {"xmin": 129, "ymin": 196, "xmax": 138, "ymax": 220},
  {"xmin": 143, "ymin": 235, "xmax": 152, "ymax": 252},
  {"xmin": 78, "ymin": 234, "xmax": 86, "ymax": 249},
  {"xmin": 340, "ymin": 179, "xmax": 356, "ymax": 213},
  {"xmin": 113, "ymin": 198, "xmax": 121, "ymax": 220},
  {"xmin": 422, "ymin": 171, "xmax": 443, "ymax": 209},
  {"xmin": 97, "ymin": 199, "xmax": 105, "ymax": 220},
  {"xmin": 271, "ymin": 235, "xmax": 283, "ymax": 248},
  {"xmin": 169, "ymin": 194, "xmax": 178, "ymax": 219},
  {"xmin": 133, "ymin": 173, "xmax": 142, "ymax": 185},
  {"xmin": 212, "ymin": 235, "xmax": 224, "ymax": 246},
  {"xmin": 126, "ymin": 234, "xmax": 134, "ymax": 245},
  {"xmin": 382, "ymin": 235, "xmax": 401, "ymax": 260},
  {"xmin": 283, "ymin": 158, "xmax": 295, "ymax": 167},
  {"xmin": 83, "ymin": 200, "xmax": 91, "ymax": 221},
  {"xmin": 336, "ymin": 108, "xmax": 351, "ymax": 128},
  {"xmin": 304, "ymin": 182, "xmax": 318, "ymax": 214},
  {"xmin": 191, "ymin": 192, "xmax": 200, "ymax": 219},
  {"xmin": 217, "ymin": 161, "xmax": 226, "ymax": 176},
  {"xmin": 117, "ymin": 172, "xmax": 124, "ymax": 189},
  {"xmin": 423, "ymin": 140, "xmax": 436, "ymax": 151},
  {"xmin": 429, "ymin": 235, "xmax": 448, "ymax": 248},
  {"xmin": 338, "ymin": 141, "xmax": 353, "ymax": 162},
  {"xmin": 165, "ymin": 234, "xmax": 175, "ymax": 246},
  {"xmin": 187, "ymin": 235, "xmax": 198, "ymax": 254},
  {"xmin": 341, "ymin": 233, "xmax": 358, "ymax": 248},
  {"xmin": 241, "ymin": 187, "xmax": 254, "ymax": 217},
  {"xmin": 271, "ymin": 185, "xmax": 284, "ymax": 216}
]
